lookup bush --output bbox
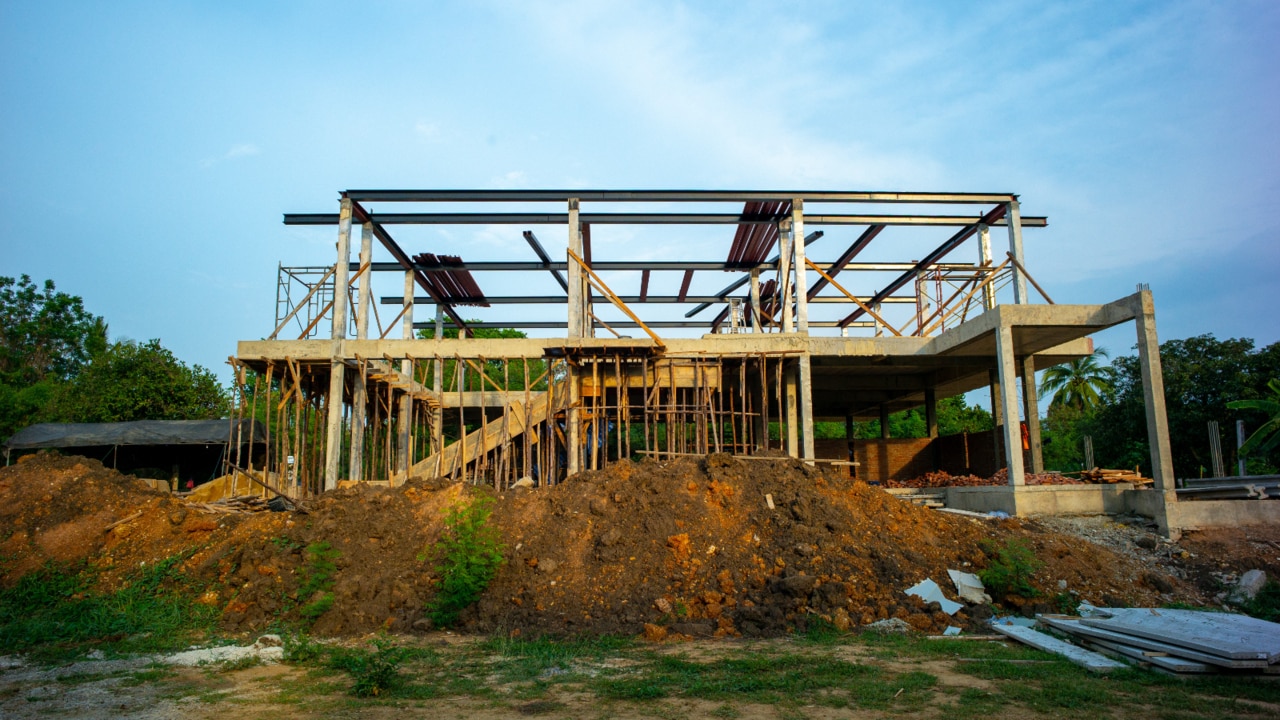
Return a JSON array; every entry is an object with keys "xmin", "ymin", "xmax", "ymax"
[
  {"xmin": 979, "ymin": 539, "xmax": 1042, "ymax": 599},
  {"xmin": 425, "ymin": 495, "xmax": 504, "ymax": 627},
  {"xmin": 328, "ymin": 637, "xmax": 408, "ymax": 697},
  {"xmin": 1241, "ymin": 579, "xmax": 1280, "ymax": 622}
]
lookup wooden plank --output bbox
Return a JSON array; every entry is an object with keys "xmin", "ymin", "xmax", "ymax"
[
  {"xmin": 990, "ymin": 623, "xmax": 1127, "ymax": 672},
  {"xmin": 1039, "ymin": 616, "xmax": 1268, "ymax": 669},
  {"xmin": 1080, "ymin": 608, "xmax": 1280, "ymax": 662}
]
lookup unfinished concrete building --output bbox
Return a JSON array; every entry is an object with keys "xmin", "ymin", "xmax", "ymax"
[{"xmin": 232, "ymin": 189, "xmax": 1195, "ymax": 535}]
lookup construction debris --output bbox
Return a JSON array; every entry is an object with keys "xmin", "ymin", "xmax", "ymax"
[
  {"xmin": 1019, "ymin": 608, "xmax": 1280, "ymax": 676},
  {"xmin": 990, "ymin": 621, "xmax": 1127, "ymax": 673}
]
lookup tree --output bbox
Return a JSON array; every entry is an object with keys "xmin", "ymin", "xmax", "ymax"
[
  {"xmin": 416, "ymin": 323, "xmax": 547, "ymax": 392},
  {"xmin": 853, "ymin": 395, "xmax": 993, "ymax": 439},
  {"xmin": 48, "ymin": 339, "xmax": 228, "ymax": 423},
  {"xmin": 1039, "ymin": 348, "xmax": 1114, "ymax": 411},
  {"xmin": 0, "ymin": 275, "xmax": 108, "ymax": 438},
  {"xmin": 1228, "ymin": 379, "xmax": 1280, "ymax": 460},
  {"xmin": 1086, "ymin": 335, "xmax": 1279, "ymax": 477}
]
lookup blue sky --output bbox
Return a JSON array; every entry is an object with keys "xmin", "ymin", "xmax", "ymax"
[{"xmin": 2, "ymin": 0, "xmax": 1277, "ymax": 386}]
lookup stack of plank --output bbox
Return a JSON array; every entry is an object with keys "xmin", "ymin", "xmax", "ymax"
[
  {"xmin": 1078, "ymin": 467, "xmax": 1152, "ymax": 485},
  {"xmin": 186, "ymin": 494, "xmax": 271, "ymax": 514},
  {"xmin": 1035, "ymin": 608, "xmax": 1280, "ymax": 675}
]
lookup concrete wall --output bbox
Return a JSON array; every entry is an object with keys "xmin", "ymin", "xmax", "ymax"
[
  {"xmin": 1162, "ymin": 498, "xmax": 1280, "ymax": 529},
  {"xmin": 945, "ymin": 484, "xmax": 1133, "ymax": 516}
]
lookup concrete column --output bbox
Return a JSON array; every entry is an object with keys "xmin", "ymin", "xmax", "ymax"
[
  {"xmin": 779, "ymin": 221, "xmax": 794, "ymax": 333},
  {"xmin": 785, "ymin": 361, "xmax": 799, "ymax": 457},
  {"xmin": 396, "ymin": 270, "xmax": 414, "ymax": 475},
  {"xmin": 798, "ymin": 355, "xmax": 815, "ymax": 461},
  {"xmin": 791, "ymin": 201, "xmax": 814, "ymax": 461},
  {"xmin": 324, "ymin": 198, "xmax": 353, "ymax": 491},
  {"xmin": 792, "ymin": 201, "xmax": 808, "ymax": 334},
  {"xmin": 1006, "ymin": 201, "xmax": 1028, "ymax": 305},
  {"xmin": 432, "ymin": 306, "xmax": 444, "ymax": 455},
  {"xmin": 989, "ymin": 367, "xmax": 1003, "ymax": 469},
  {"xmin": 567, "ymin": 362, "xmax": 581, "ymax": 475},
  {"xmin": 1135, "ymin": 289, "xmax": 1175, "ymax": 492},
  {"xmin": 567, "ymin": 199, "xmax": 584, "ymax": 338},
  {"xmin": 995, "ymin": 323, "xmax": 1025, "ymax": 486},
  {"xmin": 879, "ymin": 403, "xmax": 890, "ymax": 439},
  {"xmin": 978, "ymin": 224, "xmax": 995, "ymax": 311},
  {"xmin": 348, "ymin": 222, "xmax": 374, "ymax": 482},
  {"xmin": 925, "ymin": 388, "xmax": 938, "ymax": 439},
  {"xmin": 1021, "ymin": 355, "xmax": 1044, "ymax": 473},
  {"xmin": 749, "ymin": 269, "xmax": 762, "ymax": 332}
]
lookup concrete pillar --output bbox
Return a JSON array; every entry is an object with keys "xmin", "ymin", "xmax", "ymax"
[
  {"xmin": 798, "ymin": 355, "xmax": 815, "ymax": 461},
  {"xmin": 785, "ymin": 362, "xmax": 799, "ymax": 457},
  {"xmin": 995, "ymin": 323, "xmax": 1025, "ymax": 486},
  {"xmin": 567, "ymin": 362, "xmax": 581, "ymax": 475},
  {"xmin": 567, "ymin": 199, "xmax": 584, "ymax": 339},
  {"xmin": 925, "ymin": 388, "xmax": 938, "ymax": 439},
  {"xmin": 779, "ymin": 221, "xmax": 794, "ymax": 333},
  {"xmin": 791, "ymin": 201, "xmax": 814, "ymax": 461},
  {"xmin": 1135, "ymin": 289, "xmax": 1175, "ymax": 494},
  {"xmin": 749, "ymin": 269, "xmax": 762, "ymax": 332},
  {"xmin": 1021, "ymin": 355, "xmax": 1044, "ymax": 473},
  {"xmin": 397, "ymin": 270, "xmax": 413, "ymax": 475},
  {"xmin": 792, "ymin": 201, "xmax": 808, "ymax": 334},
  {"xmin": 879, "ymin": 403, "xmax": 890, "ymax": 439},
  {"xmin": 348, "ymin": 222, "xmax": 374, "ymax": 482},
  {"xmin": 432, "ymin": 306, "xmax": 444, "ymax": 455},
  {"xmin": 978, "ymin": 224, "xmax": 995, "ymax": 311},
  {"xmin": 324, "ymin": 198, "xmax": 353, "ymax": 491},
  {"xmin": 1006, "ymin": 201, "xmax": 1028, "ymax": 305}
]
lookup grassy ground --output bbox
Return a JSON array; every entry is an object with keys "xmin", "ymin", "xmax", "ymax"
[
  {"xmin": 3, "ymin": 558, "xmax": 1279, "ymax": 718},
  {"xmin": 197, "ymin": 631, "xmax": 1276, "ymax": 719}
]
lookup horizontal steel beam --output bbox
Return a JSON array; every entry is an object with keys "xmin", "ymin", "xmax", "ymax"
[
  {"xmin": 410, "ymin": 320, "xmax": 878, "ymax": 330},
  {"xmin": 286, "ymin": 212, "xmax": 1045, "ymax": 227},
  {"xmin": 342, "ymin": 189, "xmax": 1018, "ymax": 204},
  {"xmin": 381, "ymin": 295, "xmax": 918, "ymax": 305},
  {"xmin": 361, "ymin": 261, "xmax": 978, "ymax": 273}
]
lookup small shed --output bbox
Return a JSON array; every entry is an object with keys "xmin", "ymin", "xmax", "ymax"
[{"xmin": 3, "ymin": 419, "xmax": 266, "ymax": 488}]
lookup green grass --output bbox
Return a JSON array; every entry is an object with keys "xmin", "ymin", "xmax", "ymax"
[{"xmin": 0, "ymin": 551, "xmax": 219, "ymax": 663}]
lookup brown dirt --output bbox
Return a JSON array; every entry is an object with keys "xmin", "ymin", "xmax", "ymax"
[{"xmin": 0, "ymin": 452, "xmax": 1223, "ymax": 641}]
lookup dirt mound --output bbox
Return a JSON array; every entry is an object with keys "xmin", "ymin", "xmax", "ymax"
[{"xmin": 0, "ymin": 453, "xmax": 1191, "ymax": 640}]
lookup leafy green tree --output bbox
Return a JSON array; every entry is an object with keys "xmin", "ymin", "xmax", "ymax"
[
  {"xmin": 416, "ymin": 323, "xmax": 547, "ymax": 392},
  {"xmin": 1041, "ymin": 403, "xmax": 1089, "ymax": 472},
  {"xmin": 1087, "ymin": 335, "xmax": 1279, "ymax": 477},
  {"xmin": 0, "ymin": 275, "xmax": 108, "ymax": 438},
  {"xmin": 48, "ymin": 339, "xmax": 228, "ymax": 422},
  {"xmin": 1039, "ymin": 348, "xmax": 1114, "ymax": 411},
  {"xmin": 1228, "ymin": 379, "xmax": 1280, "ymax": 460},
  {"xmin": 853, "ymin": 395, "xmax": 993, "ymax": 439}
]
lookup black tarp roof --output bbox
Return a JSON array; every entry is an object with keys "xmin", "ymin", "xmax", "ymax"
[{"xmin": 4, "ymin": 420, "xmax": 266, "ymax": 450}]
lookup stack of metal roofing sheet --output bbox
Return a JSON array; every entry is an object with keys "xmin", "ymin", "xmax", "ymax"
[{"xmin": 1038, "ymin": 608, "xmax": 1280, "ymax": 675}]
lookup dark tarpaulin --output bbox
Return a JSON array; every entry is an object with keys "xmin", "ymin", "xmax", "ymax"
[{"xmin": 4, "ymin": 420, "xmax": 266, "ymax": 450}]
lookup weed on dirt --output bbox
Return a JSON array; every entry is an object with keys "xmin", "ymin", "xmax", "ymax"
[{"xmin": 0, "ymin": 550, "xmax": 217, "ymax": 663}]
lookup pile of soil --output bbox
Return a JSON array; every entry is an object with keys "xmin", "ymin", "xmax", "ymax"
[{"xmin": 0, "ymin": 453, "xmax": 1208, "ymax": 640}]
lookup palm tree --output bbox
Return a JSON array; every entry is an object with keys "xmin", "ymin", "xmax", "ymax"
[
  {"xmin": 1039, "ymin": 348, "xmax": 1114, "ymax": 411},
  {"xmin": 1228, "ymin": 378, "xmax": 1280, "ymax": 458}
]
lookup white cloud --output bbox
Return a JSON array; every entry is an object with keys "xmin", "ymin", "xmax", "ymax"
[
  {"xmin": 414, "ymin": 121, "xmax": 441, "ymax": 140},
  {"xmin": 200, "ymin": 143, "xmax": 260, "ymax": 168}
]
